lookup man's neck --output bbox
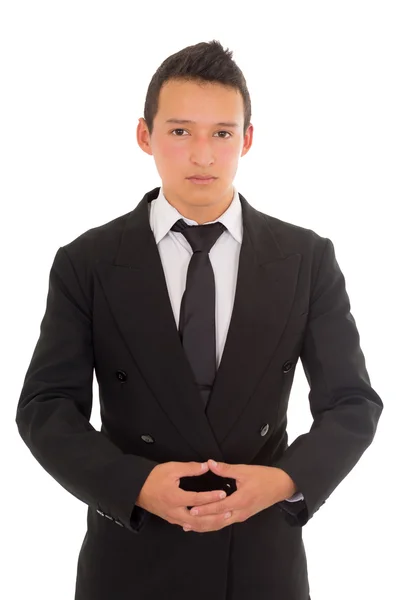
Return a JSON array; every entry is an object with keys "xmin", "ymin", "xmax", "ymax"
[{"xmin": 164, "ymin": 187, "xmax": 234, "ymax": 224}]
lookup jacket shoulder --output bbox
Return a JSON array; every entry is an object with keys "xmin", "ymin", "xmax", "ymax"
[
  {"xmin": 259, "ymin": 210, "xmax": 328, "ymax": 254},
  {"xmin": 60, "ymin": 210, "xmax": 132, "ymax": 265},
  {"xmin": 256, "ymin": 211, "xmax": 332, "ymax": 289}
]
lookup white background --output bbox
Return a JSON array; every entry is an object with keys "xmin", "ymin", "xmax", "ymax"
[{"xmin": 2, "ymin": 1, "xmax": 395, "ymax": 598}]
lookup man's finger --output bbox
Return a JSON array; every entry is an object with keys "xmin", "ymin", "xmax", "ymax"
[
  {"xmin": 182, "ymin": 509, "xmax": 234, "ymax": 532},
  {"xmin": 187, "ymin": 499, "xmax": 232, "ymax": 517},
  {"xmin": 181, "ymin": 488, "xmax": 227, "ymax": 507}
]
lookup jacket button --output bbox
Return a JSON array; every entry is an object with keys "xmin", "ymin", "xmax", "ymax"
[
  {"xmin": 260, "ymin": 423, "xmax": 269, "ymax": 437},
  {"xmin": 116, "ymin": 370, "xmax": 127, "ymax": 382},
  {"xmin": 141, "ymin": 434, "xmax": 155, "ymax": 444},
  {"xmin": 282, "ymin": 361, "xmax": 293, "ymax": 373}
]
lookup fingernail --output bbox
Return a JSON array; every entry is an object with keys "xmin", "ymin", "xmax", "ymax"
[
  {"xmin": 210, "ymin": 459, "xmax": 218, "ymax": 467},
  {"xmin": 224, "ymin": 512, "xmax": 232, "ymax": 519},
  {"xmin": 191, "ymin": 509, "xmax": 198, "ymax": 515},
  {"xmin": 219, "ymin": 491, "xmax": 226, "ymax": 499}
]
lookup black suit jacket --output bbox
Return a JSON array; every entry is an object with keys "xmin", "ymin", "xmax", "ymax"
[{"xmin": 16, "ymin": 187, "xmax": 383, "ymax": 600}]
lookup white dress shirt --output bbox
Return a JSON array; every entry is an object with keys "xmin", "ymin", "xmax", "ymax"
[{"xmin": 149, "ymin": 185, "xmax": 303, "ymax": 503}]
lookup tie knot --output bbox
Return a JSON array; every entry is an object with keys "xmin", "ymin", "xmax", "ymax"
[{"xmin": 171, "ymin": 219, "xmax": 226, "ymax": 253}]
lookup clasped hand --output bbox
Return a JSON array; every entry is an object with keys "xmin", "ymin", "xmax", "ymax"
[{"xmin": 181, "ymin": 459, "xmax": 294, "ymax": 533}]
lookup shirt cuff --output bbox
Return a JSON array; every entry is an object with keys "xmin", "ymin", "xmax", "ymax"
[{"xmin": 284, "ymin": 491, "xmax": 304, "ymax": 502}]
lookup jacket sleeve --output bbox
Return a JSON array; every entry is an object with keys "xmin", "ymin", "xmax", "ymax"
[
  {"xmin": 273, "ymin": 237, "xmax": 383, "ymax": 526},
  {"xmin": 15, "ymin": 246, "xmax": 159, "ymax": 534}
]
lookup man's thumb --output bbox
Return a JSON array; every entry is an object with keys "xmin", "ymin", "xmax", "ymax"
[
  {"xmin": 192, "ymin": 461, "xmax": 209, "ymax": 474},
  {"xmin": 174, "ymin": 461, "xmax": 209, "ymax": 477}
]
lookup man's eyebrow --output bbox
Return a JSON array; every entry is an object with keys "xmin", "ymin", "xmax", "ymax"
[{"xmin": 165, "ymin": 119, "xmax": 239, "ymax": 128}]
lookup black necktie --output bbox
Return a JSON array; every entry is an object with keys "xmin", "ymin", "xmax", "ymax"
[{"xmin": 171, "ymin": 218, "xmax": 226, "ymax": 410}]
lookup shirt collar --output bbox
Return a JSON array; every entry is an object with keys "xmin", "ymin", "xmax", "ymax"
[{"xmin": 149, "ymin": 185, "xmax": 243, "ymax": 245}]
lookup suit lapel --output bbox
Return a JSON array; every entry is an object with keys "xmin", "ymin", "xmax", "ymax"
[{"xmin": 95, "ymin": 187, "xmax": 301, "ymax": 461}]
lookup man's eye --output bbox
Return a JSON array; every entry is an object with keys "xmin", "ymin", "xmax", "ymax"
[
  {"xmin": 170, "ymin": 129, "xmax": 231, "ymax": 138},
  {"xmin": 171, "ymin": 129, "xmax": 187, "ymax": 136}
]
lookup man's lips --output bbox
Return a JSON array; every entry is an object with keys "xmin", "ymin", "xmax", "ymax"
[{"xmin": 187, "ymin": 176, "xmax": 217, "ymax": 185}]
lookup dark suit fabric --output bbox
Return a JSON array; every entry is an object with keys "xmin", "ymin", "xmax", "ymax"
[{"xmin": 16, "ymin": 187, "xmax": 383, "ymax": 600}]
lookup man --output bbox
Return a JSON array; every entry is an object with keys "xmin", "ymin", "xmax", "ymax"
[{"xmin": 16, "ymin": 40, "xmax": 383, "ymax": 600}]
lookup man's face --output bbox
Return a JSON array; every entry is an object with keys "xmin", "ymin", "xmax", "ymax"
[{"xmin": 137, "ymin": 79, "xmax": 253, "ymax": 218}]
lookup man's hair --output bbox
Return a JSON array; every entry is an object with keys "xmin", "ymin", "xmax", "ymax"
[{"xmin": 143, "ymin": 40, "xmax": 252, "ymax": 137}]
